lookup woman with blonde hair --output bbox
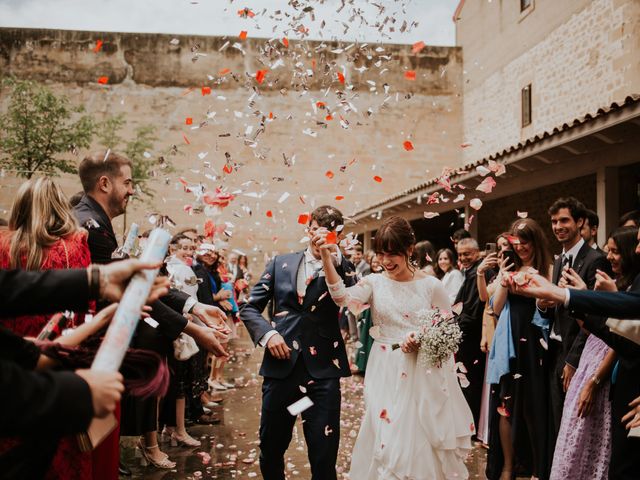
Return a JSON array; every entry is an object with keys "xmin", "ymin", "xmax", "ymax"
[{"xmin": 0, "ymin": 177, "xmax": 93, "ymax": 479}]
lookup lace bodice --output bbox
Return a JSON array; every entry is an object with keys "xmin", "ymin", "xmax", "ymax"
[{"xmin": 329, "ymin": 273, "xmax": 451, "ymax": 343}]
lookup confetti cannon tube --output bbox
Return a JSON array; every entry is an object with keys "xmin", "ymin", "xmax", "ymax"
[
  {"xmin": 92, "ymin": 228, "xmax": 170, "ymax": 373},
  {"xmin": 121, "ymin": 222, "xmax": 139, "ymax": 256}
]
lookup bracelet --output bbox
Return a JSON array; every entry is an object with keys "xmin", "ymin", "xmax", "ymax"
[{"xmin": 89, "ymin": 265, "xmax": 101, "ymax": 299}]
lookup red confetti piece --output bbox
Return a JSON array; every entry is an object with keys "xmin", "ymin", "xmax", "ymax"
[
  {"xmin": 404, "ymin": 70, "xmax": 417, "ymax": 81},
  {"xmin": 325, "ymin": 170, "xmax": 334, "ymax": 179},
  {"xmin": 182, "ymin": 134, "xmax": 190, "ymax": 145},
  {"xmin": 379, "ymin": 409, "xmax": 391, "ymax": 423},
  {"xmin": 237, "ymin": 8, "xmax": 255, "ymax": 18},
  {"xmin": 298, "ymin": 213, "xmax": 309, "ymax": 225},
  {"xmin": 412, "ymin": 41, "xmax": 426, "ymax": 54},
  {"xmin": 269, "ymin": 112, "xmax": 274, "ymax": 119},
  {"xmin": 337, "ymin": 72, "xmax": 345, "ymax": 84},
  {"xmin": 239, "ymin": 30, "xmax": 248, "ymax": 40},
  {"xmin": 282, "ymin": 37, "xmax": 289, "ymax": 48},
  {"xmin": 326, "ymin": 231, "xmax": 338, "ymax": 244},
  {"xmin": 460, "ymin": 142, "xmax": 472, "ymax": 148},
  {"xmin": 218, "ymin": 68, "xmax": 231, "ymax": 75},
  {"xmin": 185, "ymin": 117, "xmax": 193, "ymax": 125},
  {"xmin": 335, "ymin": 195, "xmax": 344, "ymax": 201},
  {"xmin": 373, "ymin": 175, "xmax": 382, "ymax": 183},
  {"xmin": 201, "ymin": 86, "xmax": 211, "ymax": 95},
  {"xmin": 403, "ymin": 140, "xmax": 414, "ymax": 151},
  {"xmin": 223, "ymin": 164, "xmax": 233, "ymax": 174},
  {"xmin": 325, "ymin": 114, "xmax": 333, "ymax": 121},
  {"xmin": 93, "ymin": 40, "xmax": 103, "ymax": 53},
  {"xmin": 266, "ymin": 210, "xmax": 273, "ymax": 218},
  {"xmin": 97, "ymin": 76, "xmax": 108, "ymax": 85},
  {"xmin": 204, "ymin": 219, "xmax": 215, "ymax": 239},
  {"xmin": 316, "ymin": 101, "xmax": 326, "ymax": 108},
  {"xmin": 255, "ymin": 69, "xmax": 268, "ymax": 84}
]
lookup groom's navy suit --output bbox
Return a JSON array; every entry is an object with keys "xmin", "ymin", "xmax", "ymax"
[{"xmin": 240, "ymin": 250, "xmax": 355, "ymax": 480}]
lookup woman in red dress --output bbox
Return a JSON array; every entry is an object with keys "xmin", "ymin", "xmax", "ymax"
[{"xmin": 0, "ymin": 177, "xmax": 93, "ymax": 480}]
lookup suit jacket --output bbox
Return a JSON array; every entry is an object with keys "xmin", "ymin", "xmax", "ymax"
[
  {"xmin": 569, "ymin": 288, "xmax": 640, "ymax": 320},
  {"xmin": 74, "ymin": 194, "xmax": 118, "ymax": 265},
  {"xmin": 0, "ymin": 269, "xmax": 90, "ymax": 318},
  {"xmin": 544, "ymin": 242, "xmax": 610, "ymax": 368},
  {"xmin": 454, "ymin": 261, "xmax": 494, "ymax": 336},
  {"xmin": 240, "ymin": 251, "xmax": 356, "ymax": 380},
  {"xmin": 193, "ymin": 263, "xmax": 220, "ymax": 307}
]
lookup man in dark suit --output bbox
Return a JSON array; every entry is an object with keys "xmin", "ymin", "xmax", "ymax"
[
  {"xmin": 240, "ymin": 206, "xmax": 356, "ymax": 480},
  {"xmin": 539, "ymin": 197, "xmax": 610, "ymax": 473},
  {"xmin": 581, "ymin": 208, "xmax": 605, "ymax": 255}
]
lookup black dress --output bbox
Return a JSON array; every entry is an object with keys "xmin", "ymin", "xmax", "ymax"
[{"xmin": 486, "ymin": 293, "xmax": 549, "ymax": 480}]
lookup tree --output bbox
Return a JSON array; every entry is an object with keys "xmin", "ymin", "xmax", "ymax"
[{"xmin": 0, "ymin": 78, "xmax": 94, "ymax": 178}]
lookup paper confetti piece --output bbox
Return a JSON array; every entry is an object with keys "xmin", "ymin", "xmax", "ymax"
[
  {"xmin": 373, "ymin": 175, "xmax": 383, "ymax": 183},
  {"xmin": 223, "ymin": 164, "xmax": 233, "ymax": 174},
  {"xmin": 412, "ymin": 41, "xmax": 426, "ymax": 54},
  {"xmin": 266, "ymin": 210, "xmax": 273, "ymax": 218},
  {"xmin": 201, "ymin": 86, "xmax": 211, "ymax": 95},
  {"xmin": 97, "ymin": 76, "xmax": 108, "ymax": 85},
  {"xmin": 239, "ymin": 30, "xmax": 248, "ymax": 40},
  {"xmin": 255, "ymin": 69, "xmax": 268, "ymax": 84},
  {"xmin": 237, "ymin": 8, "xmax": 255, "ymax": 18},
  {"xmin": 282, "ymin": 37, "xmax": 289, "ymax": 48},
  {"xmin": 517, "ymin": 211, "xmax": 528, "ymax": 218},
  {"xmin": 185, "ymin": 117, "xmax": 193, "ymax": 125},
  {"xmin": 337, "ymin": 72, "xmax": 345, "ymax": 84},
  {"xmin": 476, "ymin": 176, "xmax": 497, "ymax": 194},
  {"xmin": 403, "ymin": 140, "xmax": 414, "ymax": 151},
  {"xmin": 182, "ymin": 134, "xmax": 190, "ymax": 145},
  {"xmin": 424, "ymin": 212, "xmax": 439, "ymax": 219},
  {"xmin": 469, "ymin": 198, "xmax": 483, "ymax": 210},
  {"xmin": 309, "ymin": 346, "xmax": 317, "ymax": 356},
  {"xmin": 326, "ymin": 231, "xmax": 338, "ymax": 244},
  {"xmin": 404, "ymin": 70, "xmax": 416, "ymax": 81},
  {"xmin": 298, "ymin": 213, "xmax": 309, "ymax": 224},
  {"xmin": 325, "ymin": 170, "xmax": 334, "ymax": 179},
  {"xmin": 379, "ymin": 409, "xmax": 391, "ymax": 423},
  {"xmin": 335, "ymin": 195, "xmax": 345, "ymax": 201},
  {"xmin": 93, "ymin": 40, "xmax": 103, "ymax": 53}
]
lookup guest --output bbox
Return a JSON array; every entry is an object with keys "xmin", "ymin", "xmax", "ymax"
[
  {"xmin": 476, "ymin": 232, "xmax": 511, "ymax": 446},
  {"xmin": 0, "ymin": 177, "xmax": 93, "ymax": 480},
  {"xmin": 551, "ymin": 227, "xmax": 640, "ymax": 479},
  {"xmin": 452, "ymin": 228, "xmax": 471, "ymax": 248},
  {"xmin": 540, "ymin": 197, "xmax": 610, "ymax": 475},
  {"xmin": 434, "ymin": 248, "xmax": 464, "ymax": 303},
  {"xmin": 227, "ymin": 251, "xmax": 241, "ymax": 283},
  {"xmin": 619, "ymin": 210, "xmax": 640, "ymax": 228},
  {"xmin": 486, "ymin": 218, "xmax": 553, "ymax": 480},
  {"xmin": 454, "ymin": 237, "xmax": 493, "ymax": 431},
  {"xmin": 414, "ymin": 240, "xmax": 436, "ymax": 276},
  {"xmin": 351, "ymin": 244, "xmax": 371, "ymax": 278},
  {"xmin": 582, "ymin": 209, "xmax": 604, "ymax": 254}
]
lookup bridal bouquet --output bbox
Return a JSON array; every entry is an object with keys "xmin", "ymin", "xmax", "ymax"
[{"xmin": 394, "ymin": 307, "xmax": 462, "ymax": 368}]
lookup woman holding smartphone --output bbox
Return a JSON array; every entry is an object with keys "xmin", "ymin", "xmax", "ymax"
[{"xmin": 485, "ymin": 218, "xmax": 553, "ymax": 480}]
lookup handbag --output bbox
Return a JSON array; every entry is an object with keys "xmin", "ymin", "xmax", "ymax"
[{"xmin": 173, "ymin": 332, "xmax": 200, "ymax": 360}]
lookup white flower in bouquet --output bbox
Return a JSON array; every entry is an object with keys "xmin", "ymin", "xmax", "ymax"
[{"xmin": 415, "ymin": 307, "xmax": 462, "ymax": 368}]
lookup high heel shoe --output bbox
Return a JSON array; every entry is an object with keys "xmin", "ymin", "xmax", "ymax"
[
  {"xmin": 136, "ymin": 439, "xmax": 176, "ymax": 469},
  {"xmin": 208, "ymin": 379, "xmax": 227, "ymax": 391},
  {"xmin": 170, "ymin": 431, "xmax": 201, "ymax": 447}
]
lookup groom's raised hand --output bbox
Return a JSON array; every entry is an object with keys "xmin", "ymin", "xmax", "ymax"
[{"xmin": 267, "ymin": 333, "xmax": 292, "ymax": 360}]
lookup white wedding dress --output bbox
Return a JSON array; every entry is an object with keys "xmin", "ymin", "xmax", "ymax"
[{"xmin": 328, "ymin": 273, "xmax": 474, "ymax": 480}]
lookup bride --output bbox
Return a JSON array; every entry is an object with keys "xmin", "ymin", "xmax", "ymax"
[{"xmin": 314, "ymin": 216, "xmax": 474, "ymax": 479}]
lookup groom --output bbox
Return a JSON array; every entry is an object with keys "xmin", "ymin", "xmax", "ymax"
[{"xmin": 240, "ymin": 205, "xmax": 356, "ymax": 480}]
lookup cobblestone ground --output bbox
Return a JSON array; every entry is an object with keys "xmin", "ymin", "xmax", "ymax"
[{"xmin": 122, "ymin": 327, "xmax": 488, "ymax": 479}]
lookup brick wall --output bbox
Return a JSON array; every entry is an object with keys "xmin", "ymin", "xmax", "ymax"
[
  {"xmin": 477, "ymin": 174, "xmax": 597, "ymax": 254},
  {"xmin": 460, "ymin": 0, "xmax": 640, "ymax": 164}
]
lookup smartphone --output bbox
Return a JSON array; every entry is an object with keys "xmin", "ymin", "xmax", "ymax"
[
  {"xmin": 503, "ymin": 250, "xmax": 516, "ymax": 267},
  {"xmin": 485, "ymin": 243, "xmax": 497, "ymax": 255}
]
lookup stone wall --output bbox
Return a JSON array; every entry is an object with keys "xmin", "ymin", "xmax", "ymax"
[
  {"xmin": 458, "ymin": 0, "xmax": 640, "ymax": 164},
  {"xmin": 0, "ymin": 28, "xmax": 463, "ymax": 261}
]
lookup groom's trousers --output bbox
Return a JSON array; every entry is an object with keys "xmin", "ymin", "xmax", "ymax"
[{"xmin": 259, "ymin": 357, "xmax": 341, "ymax": 480}]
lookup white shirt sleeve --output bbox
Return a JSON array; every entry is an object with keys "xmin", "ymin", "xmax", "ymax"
[
  {"xmin": 326, "ymin": 276, "xmax": 374, "ymax": 315},
  {"xmin": 258, "ymin": 329, "xmax": 279, "ymax": 347},
  {"xmin": 564, "ymin": 288, "xmax": 571, "ymax": 308}
]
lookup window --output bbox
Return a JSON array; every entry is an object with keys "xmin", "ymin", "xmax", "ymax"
[
  {"xmin": 521, "ymin": 84, "xmax": 532, "ymax": 127},
  {"xmin": 520, "ymin": 0, "xmax": 533, "ymax": 12}
]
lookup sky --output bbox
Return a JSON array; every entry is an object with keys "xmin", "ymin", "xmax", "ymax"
[{"xmin": 0, "ymin": 0, "xmax": 459, "ymax": 45}]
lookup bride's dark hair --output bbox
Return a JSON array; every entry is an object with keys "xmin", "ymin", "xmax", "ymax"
[{"xmin": 372, "ymin": 216, "xmax": 416, "ymax": 271}]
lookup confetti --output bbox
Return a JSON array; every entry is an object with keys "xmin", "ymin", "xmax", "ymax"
[
  {"xmin": 282, "ymin": 37, "xmax": 289, "ymax": 48},
  {"xmin": 325, "ymin": 170, "xmax": 334, "ymax": 179},
  {"xmin": 373, "ymin": 175, "xmax": 383, "ymax": 183},
  {"xmin": 517, "ymin": 211, "xmax": 528, "ymax": 218},
  {"xmin": 185, "ymin": 117, "xmax": 193, "ymax": 125},
  {"xmin": 403, "ymin": 140, "xmax": 414, "ymax": 151},
  {"xmin": 325, "ymin": 231, "xmax": 338, "ymax": 244},
  {"xmin": 424, "ymin": 212, "xmax": 439, "ymax": 219},
  {"xmin": 298, "ymin": 213, "xmax": 309, "ymax": 224},
  {"xmin": 404, "ymin": 70, "xmax": 416, "ymax": 81},
  {"xmin": 255, "ymin": 69, "xmax": 268, "ymax": 84},
  {"xmin": 412, "ymin": 41, "xmax": 426, "ymax": 54},
  {"xmin": 266, "ymin": 210, "xmax": 273, "ymax": 218},
  {"xmin": 476, "ymin": 176, "xmax": 497, "ymax": 194},
  {"xmin": 469, "ymin": 198, "xmax": 483, "ymax": 210},
  {"xmin": 97, "ymin": 76, "xmax": 108, "ymax": 85},
  {"xmin": 379, "ymin": 409, "xmax": 391, "ymax": 423},
  {"xmin": 337, "ymin": 72, "xmax": 345, "ymax": 84},
  {"xmin": 93, "ymin": 40, "xmax": 103, "ymax": 53},
  {"xmin": 335, "ymin": 195, "xmax": 345, "ymax": 201},
  {"xmin": 223, "ymin": 164, "xmax": 233, "ymax": 174},
  {"xmin": 201, "ymin": 86, "xmax": 211, "ymax": 95},
  {"xmin": 239, "ymin": 30, "xmax": 248, "ymax": 40}
]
